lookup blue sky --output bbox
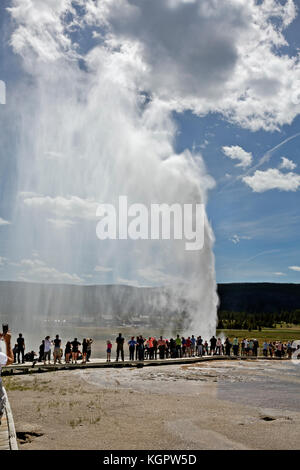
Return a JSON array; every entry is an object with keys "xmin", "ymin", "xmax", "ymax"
[
  {"xmin": 0, "ymin": 0, "xmax": 300, "ymax": 286},
  {"xmin": 175, "ymin": 110, "xmax": 300, "ymax": 282}
]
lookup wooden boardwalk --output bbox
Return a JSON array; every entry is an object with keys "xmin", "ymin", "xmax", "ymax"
[
  {"xmin": 0, "ymin": 408, "xmax": 10, "ymax": 450},
  {"xmin": 0, "ymin": 388, "xmax": 18, "ymax": 450},
  {"xmin": 1, "ymin": 355, "xmax": 289, "ymax": 377}
]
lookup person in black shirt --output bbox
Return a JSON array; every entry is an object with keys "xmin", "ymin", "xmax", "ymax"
[
  {"xmin": 17, "ymin": 333, "xmax": 25, "ymax": 364},
  {"xmin": 65, "ymin": 341, "xmax": 72, "ymax": 363},
  {"xmin": 13, "ymin": 343, "xmax": 18, "ymax": 363},
  {"xmin": 137, "ymin": 335, "xmax": 145, "ymax": 361},
  {"xmin": 116, "ymin": 333, "xmax": 124, "ymax": 361},
  {"xmin": 210, "ymin": 336, "xmax": 217, "ymax": 355},
  {"xmin": 71, "ymin": 338, "xmax": 81, "ymax": 364},
  {"xmin": 38, "ymin": 340, "xmax": 45, "ymax": 362},
  {"xmin": 82, "ymin": 338, "xmax": 88, "ymax": 363},
  {"xmin": 53, "ymin": 335, "xmax": 62, "ymax": 364}
]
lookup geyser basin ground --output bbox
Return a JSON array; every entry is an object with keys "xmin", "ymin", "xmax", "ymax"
[{"xmin": 4, "ymin": 360, "xmax": 300, "ymax": 450}]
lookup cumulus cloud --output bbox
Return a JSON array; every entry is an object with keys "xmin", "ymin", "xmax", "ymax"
[
  {"xmin": 81, "ymin": 0, "xmax": 300, "ymax": 131},
  {"xmin": 115, "ymin": 276, "xmax": 141, "ymax": 287},
  {"xmin": 289, "ymin": 265, "xmax": 300, "ymax": 272},
  {"xmin": 222, "ymin": 145, "xmax": 253, "ymax": 168},
  {"xmin": 0, "ymin": 218, "xmax": 11, "ymax": 226},
  {"xmin": 137, "ymin": 266, "xmax": 184, "ymax": 285},
  {"xmin": 7, "ymin": 0, "xmax": 300, "ymax": 131},
  {"xmin": 279, "ymin": 156, "xmax": 297, "ymax": 170},
  {"xmin": 18, "ymin": 258, "xmax": 83, "ymax": 283},
  {"xmin": 22, "ymin": 195, "xmax": 98, "ymax": 220},
  {"xmin": 243, "ymin": 168, "xmax": 300, "ymax": 192}
]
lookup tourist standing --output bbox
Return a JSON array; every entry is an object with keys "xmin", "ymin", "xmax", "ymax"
[
  {"xmin": 38, "ymin": 340, "xmax": 45, "ymax": 362},
  {"xmin": 53, "ymin": 335, "xmax": 62, "ymax": 364},
  {"xmin": 262, "ymin": 341, "xmax": 268, "ymax": 357},
  {"xmin": 175, "ymin": 335, "xmax": 182, "ymax": 358},
  {"xmin": 13, "ymin": 343, "xmax": 18, "ymax": 363},
  {"xmin": 253, "ymin": 339, "xmax": 259, "ymax": 356},
  {"xmin": 241, "ymin": 339, "xmax": 245, "ymax": 356},
  {"xmin": 224, "ymin": 337, "xmax": 231, "ymax": 356},
  {"xmin": 71, "ymin": 337, "xmax": 81, "ymax": 364},
  {"xmin": 232, "ymin": 337, "xmax": 239, "ymax": 356},
  {"xmin": 169, "ymin": 338, "xmax": 176, "ymax": 358},
  {"xmin": 210, "ymin": 336, "xmax": 217, "ymax": 355},
  {"xmin": 106, "ymin": 340, "xmax": 112, "ymax": 362},
  {"xmin": 116, "ymin": 333, "xmax": 125, "ymax": 362},
  {"xmin": 137, "ymin": 335, "xmax": 145, "ymax": 361},
  {"xmin": 17, "ymin": 333, "xmax": 25, "ymax": 364},
  {"xmin": 186, "ymin": 337, "xmax": 192, "ymax": 357},
  {"xmin": 191, "ymin": 335, "xmax": 196, "ymax": 357},
  {"xmin": 82, "ymin": 338, "xmax": 88, "ymax": 363},
  {"xmin": 216, "ymin": 338, "xmax": 222, "ymax": 355},
  {"xmin": 86, "ymin": 338, "xmax": 93, "ymax": 362},
  {"xmin": 158, "ymin": 336, "xmax": 166, "ymax": 360},
  {"xmin": 153, "ymin": 337, "xmax": 158, "ymax": 360},
  {"xmin": 65, "ymin": 341, "xmax": 72, "ymax": 363},
  {"xmin": 146, "ymin": 337, "xmax": 154, "ymax": 360},
  {"xmin": 128, "ymin": 337, "xmax": 136, "ymax": 361},
  {"xmin": 44, "ymin": 336, "xmax": 52, "ymax": 364},
  {"xmin": 197, "ymin": 336, "xmax": 203, "ymax": 357}
]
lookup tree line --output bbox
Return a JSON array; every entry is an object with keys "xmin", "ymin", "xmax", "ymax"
[{"xmin": 217, "ymin": 309, "xmax": 300, "ymax": 330}]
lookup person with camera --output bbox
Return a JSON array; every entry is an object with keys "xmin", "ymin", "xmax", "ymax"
[{"xmin": 0, "ymin": 328, "xmax": 14, "ymax": 422}]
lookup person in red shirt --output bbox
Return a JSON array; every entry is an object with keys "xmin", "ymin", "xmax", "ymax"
[
  {"xmin": 157, "ymin": 336, "xmax": 166, "ymax": 360},
  {"xmin": 186, "ymin": 337, "xmax": 192, "ymax": 357}
]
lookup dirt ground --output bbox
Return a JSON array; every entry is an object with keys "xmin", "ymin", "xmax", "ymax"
[{"xmin": 3, "ymin": 361, "xmax": 300, "ymax": 450}]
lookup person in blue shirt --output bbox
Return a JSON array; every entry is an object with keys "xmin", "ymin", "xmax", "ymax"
[{"xmin": 128, "ymin": 337, "xmax": 136, "ymax": 361}]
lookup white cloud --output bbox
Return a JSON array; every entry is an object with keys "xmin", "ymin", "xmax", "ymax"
[
  {"xmin": 272, "ymin": 272, "xmax": 286, "ymax": 276},
  {"xmin": 94, "ymin": 265, "xmax": 113, "ymax": 273},
  {"xmin": 243, "ymin": 168, "xmax": 300, "ymax": 192},
  {"xmin": 222, "ymin": 145, "xmax": 253, "ymax": 168},
  {"xmin": 279, "ymin": 156, "xmax": 297, "ymax": 170},
  {"xmin": 137, "ymin": 266, "xmax": 183, "ymax": 285},
  {"xmin": 0, "ymin": 218, "xmax": 11, "ymax": 226},
  {"xmin": 22, "ymin": 194, "xmax": 98, "ymax": 220},
  {"xmin": 8, "ymin": 0, "xmax": 300, "ymax": 131},
  {"xmin": 115, "ymin": 276, "xmax": 141, "ymax": 287},
  {"xmin": 8, "ymin": 0, "xmax": 78, "ymax": 62},
  {"xmin": 229, "ymin": 234, "xmax": 252, "ymax": 244},
  {"xmin": 18, "ymin": 257, "xmax": 83, "ymax": 283},
  {"xmin": 81, "ymin": 0, "xmax": 300, "ymax": 131},
  {"xmin": 289, "ymin": 266, "xmax": 300, "ymax": 272}
]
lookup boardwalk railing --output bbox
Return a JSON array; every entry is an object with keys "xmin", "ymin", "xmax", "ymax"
[{"xmin": 0, "ymin": 385, "xmax": 18, "ymax": 450}]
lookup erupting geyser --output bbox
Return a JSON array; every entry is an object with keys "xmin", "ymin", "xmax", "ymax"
[{"xmin": 4, "ymin": 1, "xmax": 218, "ymax": 338}]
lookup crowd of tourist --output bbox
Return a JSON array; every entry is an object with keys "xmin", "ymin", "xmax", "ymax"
[
  {"xmin": 111, "ymin": 334, "xmax": 298, "ymax": 362},
  {"xmin": 11, "ymin": 334, "xmax": 93, "ymax": 365},
  {"xmin": 7, "ymin": 332, "xmax": 300, "ymax": 365}
]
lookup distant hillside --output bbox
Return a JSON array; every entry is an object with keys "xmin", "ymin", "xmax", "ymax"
[
  {"xmin": 0, "ymin": 281, "xmax": 299, "ymax": 327},
  {"xmin": 217, "ymin": 283, "xmax": 300, "ymax": 313}
]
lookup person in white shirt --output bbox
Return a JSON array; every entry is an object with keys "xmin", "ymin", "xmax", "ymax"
[
  {"xmin": 43, "ymin": 336, "xmax": 52, "ymax": 365},
  {"xmin": 0, "ymin": 330, "xmax": 13, "ymax": 421}
]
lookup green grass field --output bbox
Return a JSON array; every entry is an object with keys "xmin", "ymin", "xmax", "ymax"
[{"xmin": 217, "ymin": 326, "xmax": 300, "ymax": 344}]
